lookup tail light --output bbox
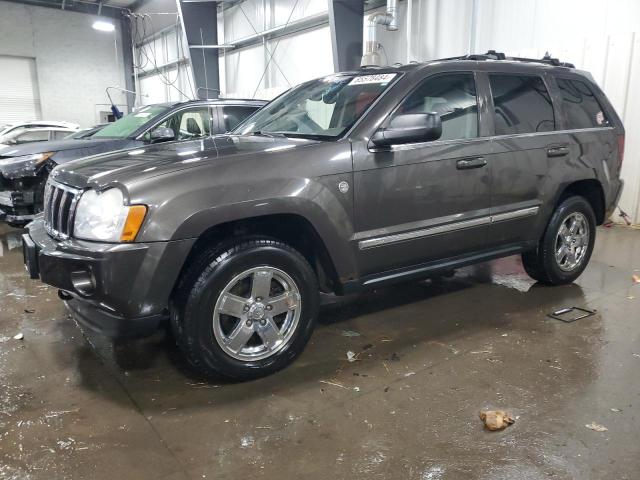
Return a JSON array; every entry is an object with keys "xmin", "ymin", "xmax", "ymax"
[{"xmin": 617, "ymin": 134, "xmax": 625, "ymax": 169}]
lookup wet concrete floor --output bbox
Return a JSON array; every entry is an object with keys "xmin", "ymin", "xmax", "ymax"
[{"xmin": 1, "ymin": 224, "xmax": 639, "ymax": 479}]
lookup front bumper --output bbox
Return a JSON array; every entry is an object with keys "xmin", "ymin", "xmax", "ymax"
[{"xmin": 24, "ymin": 217, "xmax": 196, "ymax": 338}]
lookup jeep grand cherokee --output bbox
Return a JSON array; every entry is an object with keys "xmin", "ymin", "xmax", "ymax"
[{"xmin": 23, "ymin": 52, "xmax": 624, "ymax": 380}]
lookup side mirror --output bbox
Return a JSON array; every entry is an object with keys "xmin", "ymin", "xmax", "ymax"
[
  {"xmin": 149, "ymin": 127, "xmax": 175, "ymax": 143},
  {"xmin": 371, "ymin": 112, "xmax": 442, "ymax": 148}
]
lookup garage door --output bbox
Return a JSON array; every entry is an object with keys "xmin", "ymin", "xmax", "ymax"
[{"xmin": 0, "ymin": 55, "xmax": 42, "ymax": 125}]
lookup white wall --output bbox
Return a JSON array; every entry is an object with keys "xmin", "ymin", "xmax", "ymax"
[
  {"xmin": 134, "ymin": 23, "xmax": 195, "ymax": 105},
  {"xmin": 0, "ymin": 1, "xmax": 128, "ymax": 127},
  {"xmin": 220, "ymin": 0, "xmax": 333, "ymax": 99}
]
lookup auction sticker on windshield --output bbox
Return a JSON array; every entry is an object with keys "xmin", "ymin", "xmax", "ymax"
[{"xmin": 349, "ymin": 73, "xmax": 397, "ymax": 85}]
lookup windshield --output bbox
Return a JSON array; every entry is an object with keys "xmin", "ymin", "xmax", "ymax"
[
  {"xmin": 235, "ymin": 73, "xmax": 398, "ymax": 139},
  {"xmin": 92, "ymin": 105, "xmax": 170, "ymax": 138}
]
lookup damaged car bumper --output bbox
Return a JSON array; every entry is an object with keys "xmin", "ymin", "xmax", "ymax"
[
  {"xmin": 0, "ymin": 153, "xmax": 54, "ymax": 224},
  {"xmin": 23, "ymin": 217, "xmax": 196, "ymax": 338},
  {"xmin": 0, "ymin": 188, "xmax": 37, "ymax": 224}
]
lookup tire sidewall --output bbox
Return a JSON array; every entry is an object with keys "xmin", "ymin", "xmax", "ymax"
[
  {"xmin": 183, "ymin": 243, "xmax": 318, "ymax": 379},
  {"xmin": 541, "ymin": 196, "xmax": 596, "ymax": 283}
]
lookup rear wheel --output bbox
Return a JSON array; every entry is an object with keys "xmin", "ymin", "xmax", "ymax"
[
  {"xmin": 171, "ymin": 238, "xmax": 319, "ymax": 380},
  {"xmin": 522, "ymin": 195, "xmax": 596, "ymax": 285}
]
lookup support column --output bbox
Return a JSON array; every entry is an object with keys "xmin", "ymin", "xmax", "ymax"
[
  {"xmin": 177, "ymin": 0, "xmax": 220, "ymax": 99},
  {"xmin": 120, "ymin": 16, "xmax": 136, "ymax": 111},
  {"xmin": 328, "ymin": 0, "xmax": 365, "ymax": 72}
]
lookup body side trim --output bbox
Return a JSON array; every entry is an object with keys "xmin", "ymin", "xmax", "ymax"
[{"xmin": 358, "ymin": 206, "xmax": 539, "ymax": 250}]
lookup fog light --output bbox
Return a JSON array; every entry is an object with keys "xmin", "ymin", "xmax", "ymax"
[{"xmin": 71, "ymin": 270, "xmax": 96, "ymax": 296}]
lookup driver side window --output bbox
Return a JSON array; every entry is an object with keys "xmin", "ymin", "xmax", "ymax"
[
  {"xmin": 146, "ymin": 107, "xmax": 211, "ymax": 142},
  {"xmin": 392, "ymin": 73, "xmax": 479, "ymax": 141}
]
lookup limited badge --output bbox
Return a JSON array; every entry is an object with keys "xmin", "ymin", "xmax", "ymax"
[{"xmin": 338, "ymin": 181, "xmax": 349, "ymax": 194}]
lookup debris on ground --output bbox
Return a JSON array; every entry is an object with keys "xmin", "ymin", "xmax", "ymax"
[
  {"xmin": 585, "ymin": 422, "xmax": 608, "ymax": 432},
  {"xmin": 346, "ymin": 351, "xmax": 358, "ymax": 362},
  {"xmin": 13, "ymin": 333, "xmax": 24, "ymax": 340},
  {"xmin": 633, "ymin": 274, "xmax": 640, "ymax": 284},
  {"xmin": 341, "ymin": 330, "xmax": 361, "ymax": 337},
  {"xmin": 319, "ymin": 380, "xmax": 348, "ymax": 389},
  {"xmin": 403, "ymin": 371, "xmax": 416, "ymax": 377},
  {"xmin": 390, "ymin": 353, "xmax": 401, "ymax": 362},
  {"xmin": 479, "ymin": 410, "xmax": 515, "ymax": 431},
  {"xmin": 23, "ymin": 309, "xmax": 35, "ymax": 314},
  {"xmin": 610, "ymin": 408, "xmax": 622, "ymax": 413}
]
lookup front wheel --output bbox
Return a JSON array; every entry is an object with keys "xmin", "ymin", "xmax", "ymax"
[
  {"xmin": 171, "ymin": 239, "xmax": 319, "ymax": 381},
  {"xmin": 522, "ymin": 195, "xmax": 596, "ymax": 285}
]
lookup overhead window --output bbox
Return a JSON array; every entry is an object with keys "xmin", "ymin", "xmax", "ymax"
[
  {"xmin": 490, "ymin": 74, "xmax": 555, "ymax": 135},
  {"xmin": 556, "ymin": 78, "xmax": 609, "ymax": 129},
  {"xmin": 393, "ymin": 73, "xmax": 478, "ymax": 141}
]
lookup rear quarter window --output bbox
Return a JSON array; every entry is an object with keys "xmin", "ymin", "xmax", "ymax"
[
  {"xmin": 556, "ymin": 78, "xmax": 610, "ymax": 129},
  {"xmin": 489, "ymin": 74, "xmax": 555, "ymax": 135}
]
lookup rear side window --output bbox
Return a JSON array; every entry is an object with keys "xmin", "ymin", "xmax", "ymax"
[
  {"xmin": 489, "ymin": 74, "xmax": 555, "ymax": 135},
  {"xmin": 393, "ymin": 73, "xmax": 478, "ymax": 141},
  {"xmin": 221, "ymin": 106, "xmax": 259, "ymax": 132},
  {"xmin": 556, "ymin": 78, "xmax": 609, "ymax": 129}
]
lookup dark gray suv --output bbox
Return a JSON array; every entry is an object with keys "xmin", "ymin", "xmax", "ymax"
[{"xmin": 23, "ymin": 53, "xmax": 624, "ymax": 380}]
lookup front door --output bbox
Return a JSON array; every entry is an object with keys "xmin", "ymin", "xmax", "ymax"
[{"xmin": 353, "ymin": 72, "xmax": 492, "ymax": 276}]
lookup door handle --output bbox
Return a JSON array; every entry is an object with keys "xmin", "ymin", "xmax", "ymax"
[
  {"xmin": 547, "ymin": 146, "xmax": 569, "ymax": 157},
  {"xmin": 456, "ymin": 157, "xmax": 487, "ymax": 170}
]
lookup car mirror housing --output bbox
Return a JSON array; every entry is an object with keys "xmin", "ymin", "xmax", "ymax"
[
  {"xmin": 149, "ymin": 127, "xmax": 175, "ymax": 143},
  {"xmin": 371, "ymin": 112, "xmax": 442, "ymax": 148}
]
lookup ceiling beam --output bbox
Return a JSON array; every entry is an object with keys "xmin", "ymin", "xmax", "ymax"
[{"xmin": 3, "ymin": 0, "xmax": 125, "ymax": 17}]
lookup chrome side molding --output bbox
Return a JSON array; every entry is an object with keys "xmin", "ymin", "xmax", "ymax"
[{"xmin": 358, "ymin": 206, "xmax": 539, "ymax": 250}]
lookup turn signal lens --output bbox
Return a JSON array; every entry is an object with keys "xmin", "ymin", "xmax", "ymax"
[{"xmin": 120, "ymin": 205, "xmax": 147, "ymax": 242}]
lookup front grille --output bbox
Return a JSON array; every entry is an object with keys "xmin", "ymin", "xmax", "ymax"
[{"xmin": 44, "ymin": 181, "xmax": 82, "ymax": 239}]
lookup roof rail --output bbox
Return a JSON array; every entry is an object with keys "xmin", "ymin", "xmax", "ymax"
[{"xmin": 439, "ymin": 50, "xmax": 575, "ymax": 68}]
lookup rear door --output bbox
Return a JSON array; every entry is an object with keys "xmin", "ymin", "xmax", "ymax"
[
  {"xmin": 486, "ymin": 72, "xmax": 559, "ymax": 247},
  {"xmin": 353, "ymin": 72, "xmax": 493, "ymax": 276}
]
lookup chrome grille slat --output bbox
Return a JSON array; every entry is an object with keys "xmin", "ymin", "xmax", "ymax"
[{"xmin": 44, "ymin": 181, "xmax": 82, "ymax": 240}]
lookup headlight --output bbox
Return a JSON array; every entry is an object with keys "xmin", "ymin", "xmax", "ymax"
[
  {"xmin": 0, "ymin": 152, "xmax": 54, "ymax": 178},
  {"xmin": 73, "ymin": 188, "xmax": 147, "ymax": 242}
]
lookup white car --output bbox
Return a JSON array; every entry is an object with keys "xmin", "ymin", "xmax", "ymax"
[
  {"xmin": 0, "ymin": 121, "xmax": 79, "ymax": 144},
  {"xmin": 0, "ymin": 125, "xmax": 78, "ymax": 146}
]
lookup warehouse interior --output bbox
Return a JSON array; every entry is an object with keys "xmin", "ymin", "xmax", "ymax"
[{"xmin": 1, "ymin": 0, "xmax": 640, "ymax": 478}]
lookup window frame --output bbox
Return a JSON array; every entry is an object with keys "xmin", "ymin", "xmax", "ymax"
[
  {"xmin": 486, "ymin": 72, "xmax": 557, "ymax": 137},
  {"xmin": 373, "ymin": 70, "xmax": 483, "ymax": 149}
]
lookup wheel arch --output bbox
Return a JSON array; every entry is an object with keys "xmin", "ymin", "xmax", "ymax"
[
  {"xmin": 555, "ymin": 179, "xmax": 606, "ymax": 225},
  {"xmin": 172, "ymin": 213, "xmax": 344, "ymax": 297}
]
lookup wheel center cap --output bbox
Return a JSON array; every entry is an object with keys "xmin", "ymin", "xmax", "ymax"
[{"xmin": 249, "ymin": 303, "xmax": 266, "ymax": 320}]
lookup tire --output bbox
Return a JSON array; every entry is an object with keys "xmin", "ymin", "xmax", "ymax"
[
  {"xmin": 171, "ymin": 238, "xmax": 319, "ymax": 381},
  {"xmin": 522, "ymin": 195, "xmax": 596, "ymax": 285}
]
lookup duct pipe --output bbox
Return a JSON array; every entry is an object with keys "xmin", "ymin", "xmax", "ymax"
[{"xmin": 361, "ymin": 0, "xmax": 398, "ymax": 66}]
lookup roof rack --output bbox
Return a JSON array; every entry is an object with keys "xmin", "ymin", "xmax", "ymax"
[{"xmin": 440, "ymin": 50, "xmax": 575, "ymax": 68}]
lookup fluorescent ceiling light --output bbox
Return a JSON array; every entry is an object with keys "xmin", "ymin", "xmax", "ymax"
[{"xmin": 93, "ymin": 20, "xmax": 115, "ymax": 32}]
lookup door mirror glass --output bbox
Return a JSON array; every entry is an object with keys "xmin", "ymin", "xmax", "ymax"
[
  {"xmin": 149, "ymin": 126, "xmax": 176, "ymax": 143},
  {"xmin": 371, "ymin": 113, "xmax": 442, "ymax": 147}
]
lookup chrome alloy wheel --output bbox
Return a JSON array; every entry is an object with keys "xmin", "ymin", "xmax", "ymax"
[
  {"xmin": 213, "ymin": 267, "xmax": 302, "ymax": 361},
  {"xmin": 555, "ymin": 212, "xmax": 590, "ymax": 272}
]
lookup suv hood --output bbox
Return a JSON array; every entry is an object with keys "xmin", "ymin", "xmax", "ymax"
[{"xmin": 52, "ymin": 135, "xmax": 322, "ymax": 189}]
